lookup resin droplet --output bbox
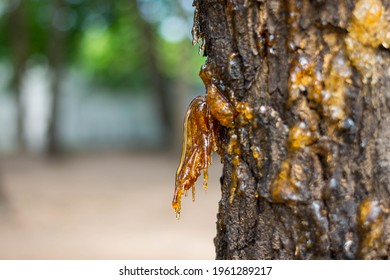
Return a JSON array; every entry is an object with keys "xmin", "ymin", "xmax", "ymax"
[
  {"xmin": 288, "ymin": 122, "xmax": 317, "ymax": 150},
  {"xmin": 206, "ymin": 84, "xmax": 235, "ymax": 127},
  {"xmin": 345, "ymin": 0, "xmax": 390, "ymax": 82},
  {"xmin": 203, "ymin": 170, "xmax": 209, "ymax": 190},
  {"xmin": 236, "ymin": 102, "xmax": 254, "ymax": 125},
  {"xmin": 200, "ymin": 64, "xmax": 236, "ymax": 128},
  {"xmin": 357, "ymin": 197, "xmax": 388, "ymax": 258},
  {"xmin": 173, "ymin": 95, "xmax": 217, "ymax": 218},
  {"xmin": 230, "ymin": 155, "xmax": 241, "ymax": 204},
  {"xmin": 271, "ymin": 161, "xmax": 296, "ymax": 203}
]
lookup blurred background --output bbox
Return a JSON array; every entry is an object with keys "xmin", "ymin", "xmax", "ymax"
[{"xmin": 0, "ymin": 0, "xmax": 222, "ymax": 259}]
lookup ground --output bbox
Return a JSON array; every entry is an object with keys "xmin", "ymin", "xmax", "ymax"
[{"xmin": 0, "ymin": 152, "xmax": 221, "ymax": 259}]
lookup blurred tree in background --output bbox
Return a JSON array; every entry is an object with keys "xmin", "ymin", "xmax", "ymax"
[
  {"xmin": 3, "ymin": 0, "xmax": 29, "ymax": 151},
  {"xmin": 0, "ymin": 0, "xmax": 204, "ymax": 155}
]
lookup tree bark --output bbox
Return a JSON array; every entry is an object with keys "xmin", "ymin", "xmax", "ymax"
[{"xmin": 194, "ymin": 0, "xmax": 390, "ymax": 259}]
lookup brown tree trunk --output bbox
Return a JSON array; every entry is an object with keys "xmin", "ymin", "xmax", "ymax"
[
  {"xmin": 6, "ymin": 0, "xmax": 29, "ymax": 152},
  {"xmin": 194, "ymin": 0, "xmax": 390, "ymax": 259},
  {"xmin": 134, "ymin": 2, "xmax": 175, "ymax": 148},
  {"xmin": 0, "ymin": 172, "xmax": 7, "ymax": 213},
  {"xmin": 46, "ymin": 0, "xmax": 67, "ymax": 156}
]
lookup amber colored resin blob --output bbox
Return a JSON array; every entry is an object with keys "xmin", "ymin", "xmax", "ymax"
[
  {"xmin": 206, "ymin": 84, "xmax": 235, "ymax": 128},
  {"xmin": 357, "ymin": 197, "xmax": 388, "ymax": 257},
  {"xmin": 173, "ymin": 95, "xmax": 217, "ymax": 218},
  {"xmin": 173, "ymin": 60, "xmax": 242, "ymax": 217},
  {"xmin": 345, "ymin": 0, "xmax": 390, "ymax": 82}
]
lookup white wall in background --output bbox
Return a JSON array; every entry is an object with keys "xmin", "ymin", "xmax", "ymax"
[{"xmin": 0, "ymin": 65, "xmax": 164, "ymax": 153}]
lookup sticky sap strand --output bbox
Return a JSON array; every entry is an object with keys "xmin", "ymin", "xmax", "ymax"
[{"xmin": 173, "ymin": 95, "xmax": 216, "ymax": 218}]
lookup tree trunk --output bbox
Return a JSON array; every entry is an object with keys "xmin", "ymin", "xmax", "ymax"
[
  {"xmin": 6, "ymin": 0, "xmax": 29, "ymax": 152},
  {"xmin": 134, "ymin": 2, "xmax": 175, "ymax": 148},
  {"xmin": 0, "ymin": 172, "xmax": 7, "ymax": 213},
  {"xmin": 193, "ymin": 0, "xmax": 390, "ymax": 259},
  {"xmin": 46, "ymin": 0, "xmax": 67, "ymax": 156}
]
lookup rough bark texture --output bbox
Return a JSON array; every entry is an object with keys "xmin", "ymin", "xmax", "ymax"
[{"xmin": 194, "ymin": 0, "xmax": 390, "ymax": 259}]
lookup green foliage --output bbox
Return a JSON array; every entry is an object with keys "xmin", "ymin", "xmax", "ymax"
[
  {"xmin": 26, "ymin": 0, "xmax": 49, "ymax": 60},
  {"xmin": 0, "ymin": 0, "xmax": 204, "ymax": 92},
  {"xmin": 76, "ymin": 2, "xmax": 150, "ymax": 89},
  {"xmin": 158, "ymin": 38, "xmax": 205, "ymax": 87}
]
